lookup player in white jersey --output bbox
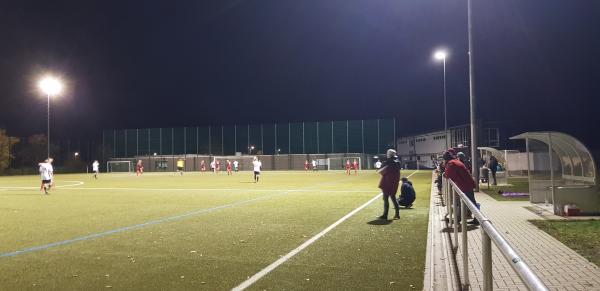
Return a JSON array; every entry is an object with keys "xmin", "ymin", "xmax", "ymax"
[
  {"xmin": 92, "ymin": 160, "xmax": 100, "ymax": 179},
  {"xmin": 39, "ymin": 159, "xmax": 53, "ymax": 194},
  {"xmin": 252, "ymin": 156, "xmax": 262, "ymax": 183}
]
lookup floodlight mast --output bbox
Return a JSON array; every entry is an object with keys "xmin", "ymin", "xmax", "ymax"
[
  {"xmin": 468, "ymin": 0, "xmax": 479, "ymax": 191},
  {"xmin": 38, "ymin": 76, "xmax": 63, "ymax": 159},
  {"xmin": 433, "ymin": 49, "xmax": 449, "ymax": 150}
]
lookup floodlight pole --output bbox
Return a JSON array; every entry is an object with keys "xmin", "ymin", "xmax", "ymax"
[
  {"xmin": 47, "ymin": 93, "xmax": 51, "ymax": 158},
  {"xmin": 468, "ymin": 0, "xmax": 479, "ymax": 190},
  {"xmin": 442, "ymin": 57, "xmax": 448, "ymax": 150}
]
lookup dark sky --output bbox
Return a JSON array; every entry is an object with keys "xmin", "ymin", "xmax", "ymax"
[{"xmin": 0, "ymin": 0, "xmax": 599, "ymax": 149}]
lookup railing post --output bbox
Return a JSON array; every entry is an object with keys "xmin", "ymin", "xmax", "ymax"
[
  {"xmin": 482, "ymin": 229, "xmax": 493, "ymax": 291},
  {"xmin": 448, "ymin": 180, "xmax": 453, "ymax": 222},
  {"xmin": 453, "ymin": 189, "xmax": 459, "ymax": 244},
  {"xmin": 461, "ymin": 199, "xmax": 469, "ymax": 288}
]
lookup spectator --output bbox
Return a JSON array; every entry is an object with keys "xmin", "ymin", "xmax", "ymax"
[
  {"xmin": 488, "ymin": 156, "xmax": 499, "ymax": 185},
  {"xmin": 398, "ymin": 177, "xmax": 416, "ymax": 208},
  {"xmin": 444, "ymin": 150, "xmax": 479, "ymax": 225},
  {"xmin": 377, "ymin": 149, "xmax": 401, "ymax": 220}
]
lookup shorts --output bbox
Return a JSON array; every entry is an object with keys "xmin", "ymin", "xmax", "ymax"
[
  {"xmin": 177, "ymin": 167, "xmax": 183, "ymax": 171},
  {"xmin": 254, "ymin": 171, "xmax": 260, "ymax": 175},
  {"xmin": 42, "ymin": 179, "xmax": 51, "ymax": 184}
]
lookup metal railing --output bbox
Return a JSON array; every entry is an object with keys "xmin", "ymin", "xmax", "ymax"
[{"xmin": 442, "ymin": 177, "xmax": 549, "ymax": 291}]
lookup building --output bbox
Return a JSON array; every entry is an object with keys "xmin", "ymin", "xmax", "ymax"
[{"xmin": 396, "ymin": 125, "xmax": 500, "ymax": 169}]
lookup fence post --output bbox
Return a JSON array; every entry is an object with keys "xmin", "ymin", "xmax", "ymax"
[
  {"xmin": 453, "ymin": 189, "xmax": 459, "ymax": 244},
  {"xmin": 461, "ymin": 199, "xmax": 469, "ymax": 288},
  {"xmin": 482, "ymin": 230, "xmax": 493, "ymax": 291}
]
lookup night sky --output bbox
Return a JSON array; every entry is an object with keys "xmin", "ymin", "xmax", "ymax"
[{"xmin": 1, "ymin": 1, "xmax": 599, "ymax": 149}]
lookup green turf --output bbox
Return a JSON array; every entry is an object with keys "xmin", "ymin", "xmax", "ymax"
[
  {"xmin": 530, "ymin": 220, "xmax": 600, "ymax": 267},
  {"xmin": 0, "ymin": 170, "xmax": 431, "ymax": 290},
  {"xmin": 480, "ymin": 177, "xmax": 530, "ymax": 201}
]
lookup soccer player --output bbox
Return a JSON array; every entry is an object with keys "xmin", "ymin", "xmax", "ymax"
[
  {"xmin": 38, "ymin": 158, "xmax": 53, "ymax": 194},
  {"xmin": 226, "ymin": 160, "xmax": 232, "ymax": 175},
  {"xmin": 311, "ymin": 159, "xmax": 317, "ymax": 171},
  {"xmin": 252, "ymin": 156, "xmax": 262, "ymax": 183},
  {"xmin": 215, "ymin": 159, "xmax": 221, "ymax": 173},
  {"xmin": 233, "ymin": 160, "xmax": 239, "ymax": 172},
  {"xmin": 176, "ymin": 158, "xmax": 184, "ymax": 176},
  {"xmin": 136, "ymin": 160, "xmax": 144, "ymax": 176},
  {"xmin": 210, "ymin": 160, "xmax": 215, "ymax": 172},
  {"xmin": 304, "ymin": 160, "xmax": 309, "ymax": 171},
  {"xmin": 345, "ymin": 159, "xmax": 351, "ymax": 175},
  {"xmin": 200, "ymin": 160, "xmax": 206, "ymax": 173},
  {"xmin": 92, "ymin": 160, "xmax": 100, "ymax": 179},
  {"xmin": 352, "ymin": 159, "xmax": 359, "ymax": 175}
]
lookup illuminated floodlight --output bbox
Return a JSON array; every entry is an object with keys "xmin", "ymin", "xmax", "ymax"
[
  {"xmin": 39, "ymin": 76, "xmax": 63, "ymax": 96},
  {"xmin": 74, "ymin": 152, "xmax": 79, "ymax": 157},
  {"xmin": 433, "ymin": 50, "xmax": 447, "ymax": 61}
]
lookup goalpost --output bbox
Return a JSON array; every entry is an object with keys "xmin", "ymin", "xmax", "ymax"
[
  {"xmin": 107, "ymin": 160, "xmax": 132, "ymax": 173},
  {"xmin": 326, "ymin": 157, "xmax": 362, "ymax": 171}
]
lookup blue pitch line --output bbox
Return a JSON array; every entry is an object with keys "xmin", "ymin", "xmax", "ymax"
[{"xmin": 0, "ymin": 193, "xmax": 281, "ymax": 259}]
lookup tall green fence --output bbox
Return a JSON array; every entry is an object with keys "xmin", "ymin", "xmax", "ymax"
[{"xmin": 103, "ymin": 119, "xmax": 395, "ymax": 158}]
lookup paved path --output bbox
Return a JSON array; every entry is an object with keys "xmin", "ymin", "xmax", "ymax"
[{"xmin": 425, "ymin": 175, "xmax": 600, "ymax": 290}]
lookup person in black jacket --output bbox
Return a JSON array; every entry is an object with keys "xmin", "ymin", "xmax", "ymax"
[
  {"xmin": 398, "ymin": 177, "xmax": 416, "ymax": 208},
  {"xmin": 488, "ymin": 156, "xmax": 499, "ymax": 185}
]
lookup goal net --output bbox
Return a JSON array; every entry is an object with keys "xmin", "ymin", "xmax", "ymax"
[
  {"xmin": 107, "ymin": 161, "xmax": 132, "ymax": 173},
  {"xmin": 326, "ymin": 157, "xmax": 361, "ymax": 171}
]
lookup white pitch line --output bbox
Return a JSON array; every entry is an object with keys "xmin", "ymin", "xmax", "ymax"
[
  {"xmin": 232, "ymin": 170, "xmax": 418, "ymax": 291},
  {"xmin": 0, "ymin": 181, "xmax": 84, "ymax": 190},
  {"xmin": 49, "ymin": 187, "xmax": 374, "ymax": 193}
]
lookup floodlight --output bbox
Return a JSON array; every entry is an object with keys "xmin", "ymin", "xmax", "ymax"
[
  {"xmin": 433, "ymin": 50, "xmax": 448, "ymax": 61},
  {"xmin": 74, "ymin": 152, "xmax": 79, "ymax": 157},
  {"xmin": 39, "ymin": 76, "xmax": 63, "ymax": 96}
]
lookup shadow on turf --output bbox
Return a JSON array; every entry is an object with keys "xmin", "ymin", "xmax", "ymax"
[{"xmin": 367, "ymin": 219, "xmax": 393, "ymax": 225}]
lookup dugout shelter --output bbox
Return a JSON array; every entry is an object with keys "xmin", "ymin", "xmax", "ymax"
[{"xmin": 510, "ymin": 132, "xmax": 599, "ymax": 215}]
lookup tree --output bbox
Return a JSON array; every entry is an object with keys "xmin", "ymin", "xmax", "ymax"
[
  {"xmin": 0, "ymin": 129, "xmax": 20, "ymax": 173},
  {"xmin": 15, "ymin": 134, "xmax": 48, "ymax": 168}
]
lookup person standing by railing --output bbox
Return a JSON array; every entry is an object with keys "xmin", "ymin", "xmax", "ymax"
[
  {"xmin": 443, "ymin": 150, "xmax": 479, "ymax": 225},
  {"xmin": 377, "ymin": 149, "xmax": 401, "ymax": 220}
]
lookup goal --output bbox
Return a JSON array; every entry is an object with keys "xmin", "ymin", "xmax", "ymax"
[
  {"xmin": 326, "ymin": 157, "xmax": 361, "ymax": 171},
  {"xmin": 107, "ymin": 160, "xmax": 132, "ymax": 173}
]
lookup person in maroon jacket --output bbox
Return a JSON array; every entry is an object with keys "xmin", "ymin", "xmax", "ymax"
[
  {"xmin": 377, "ymin": 149, "xmax": 401, "ymax": 220},
  {"xmin": 443, "ymin": 150, "xmax": 479, "ymax": 225}
]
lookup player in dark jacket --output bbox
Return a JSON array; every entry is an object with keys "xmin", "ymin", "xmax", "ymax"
[
  {"xmin": 377, "ymin": 149, "xmax": 401, "ymax": 220},
  {"xmin": 398, "ymin": 177, "xmax": 416, "ymax": 208}
]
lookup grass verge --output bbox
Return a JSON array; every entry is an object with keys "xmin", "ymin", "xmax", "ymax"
[
  {"xmin": 530, "ymin": 220, "xmax": 600, "ymax": 267},
  {"xmin": 480, "ymin": 177, "xmax": 529, "ymax": 201}
]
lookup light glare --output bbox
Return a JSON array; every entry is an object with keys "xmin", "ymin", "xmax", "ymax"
[
  {"xmin": 39, "ymin": 76, "xmax": 63, "ymax": 95},
  {"xmin": 433, "ymin": 50, "xmax": 447, "ymax": 61}
]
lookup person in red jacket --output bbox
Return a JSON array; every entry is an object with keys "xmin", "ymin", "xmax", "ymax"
[
  {"xmin": 443, "ymin": 150, "xmax": 479, "ymax": 225},
  {"xmin": 377, "ymin": 149, "xmax": 401, "ymax": 220}
]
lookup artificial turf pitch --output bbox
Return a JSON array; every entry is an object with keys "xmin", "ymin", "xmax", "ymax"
[{"xmin": 0, "ymin": 170, "xmax": 431, "ymax": 290}]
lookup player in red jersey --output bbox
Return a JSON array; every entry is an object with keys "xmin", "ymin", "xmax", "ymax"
[
  {"xmin": 226, "ymin": 160, "xmax": 232, "ymax": 175},
  {"xmin": 353, "ymin": 159, "xmax": 359, "ymax": 175},
  {"xmin": 215, "ymin": 160, "xmax": 221, "ymax": 173},
  {"xmin": 304, "ymin": 160, "xmax": 309, "ymax": 171},
  {"xmin": 136, "ymin": 160, "xmax": 144, "ymax": 176},
  {"xmin": 345, "ymin": 159, "xmax": 351, "ymax": 175},
  {"xmin": 200, "ymin": 160, "xmax": 206, "ymax": 173}
]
